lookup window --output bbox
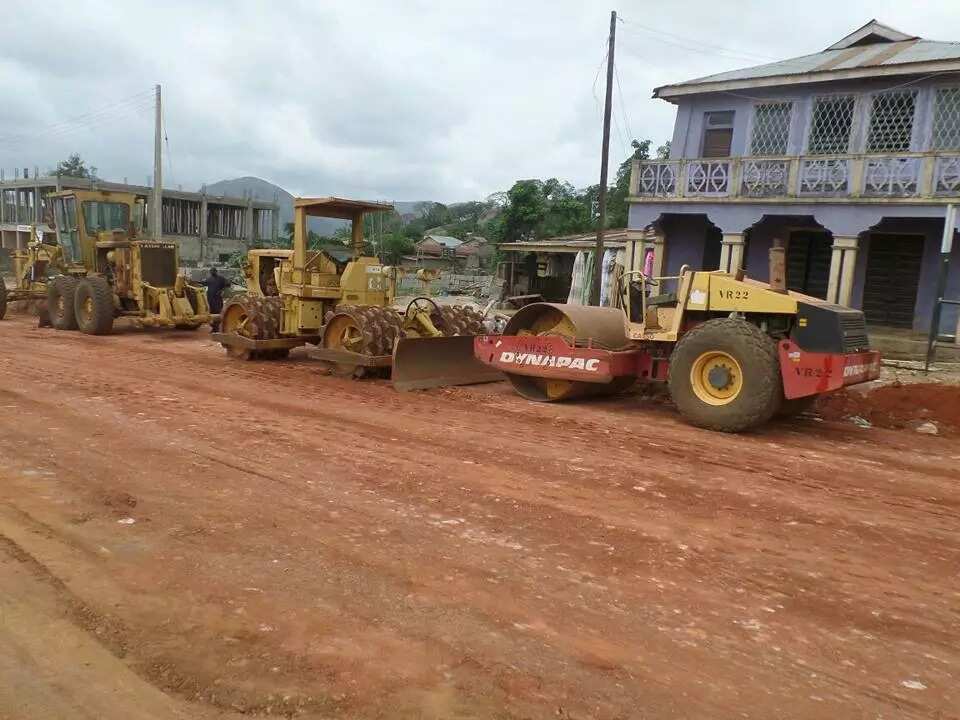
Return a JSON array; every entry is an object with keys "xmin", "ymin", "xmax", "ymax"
[
  {"xmin": 54, "ymin": 197, "xmax": 81, "ymax": 263},
  {"xmin": 701, "ymin": 111, "xmax": 735, "ymax": 158},
  {"xmin": 932, "ymin": 87, "xmax": 960, "ymax": 151},
  {"xmin": 750, "ymin": 102, "xmax": 792, "ymax": 156},
  {"xmin": 82, "ymin": 201, "xmax": 130, "ymax": 234},
  {"xmin": 807, "ymin": 95, "xmax": 855, "ymax": 155},
  {"xmin": 866, "ymin": 90, "xmax": 917, "ymax": 153}
]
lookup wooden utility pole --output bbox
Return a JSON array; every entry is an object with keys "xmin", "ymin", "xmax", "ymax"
[
  {"xmin": 151, "ymin": 84, "xmax": 163, "ymax": 241},
  {"xmin": 591, "ymin": 10, "xmax": 617, "ymax": 306}
]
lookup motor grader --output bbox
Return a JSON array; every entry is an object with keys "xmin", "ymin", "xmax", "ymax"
[
  {"xmin": 213, "ymin": 196, "xmax": 498, "ymax": 388},
  {"xmin": 475, "ymin": 242, "xmax": 881, "ymax": 432},
  {"xmin": 31, "ymin": 189, "xmax": 212, "ymax": 334},
  {"xmin": 0, "ymin": 226, "xmax": 66, "ymax": 324}
]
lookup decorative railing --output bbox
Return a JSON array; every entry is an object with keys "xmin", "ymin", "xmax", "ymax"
[
  {"xmin": 636, "ymin": 160, "xmax": 678, "ymax": 196},
  {"xmin": 741, "ymin": 159, "xmax": 789, "ymax": 197},
  {"xmin": 798, "ymin": 158, "xmax": 849, "ymax": 196},
  {"xmin": 685, "ymin": 161, "xmax": 730, "ymax": 195},
  {"xmin": 632, "ymin": 152, "xmax": 960, "ymax": 201}
]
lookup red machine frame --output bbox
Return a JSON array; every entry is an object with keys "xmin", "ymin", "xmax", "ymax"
[{"xmin": 475, "ymin": 335, "xmax": 880, "ymax": 399}]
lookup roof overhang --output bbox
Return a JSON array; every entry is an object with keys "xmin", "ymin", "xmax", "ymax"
[
  {"xmin": 293, "ymin": 196, "xmax": 394, "ymax": 219},
  {"xmin": 653, "ymin": 58, "xmax": 960, "ymax": 101}
]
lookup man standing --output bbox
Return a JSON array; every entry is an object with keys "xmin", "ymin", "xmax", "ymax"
[{"xmin": 200, "ymin": 267, "xmax": 229, "ymax": 331}]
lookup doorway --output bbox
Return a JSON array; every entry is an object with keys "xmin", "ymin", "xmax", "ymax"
[
  {"xmin": 862, "ymin": 234, "xmax": 924, "ymax": 328},
  {"xmin": 786, "ymin": 230, "xmax": 832, "ymax": 299}
]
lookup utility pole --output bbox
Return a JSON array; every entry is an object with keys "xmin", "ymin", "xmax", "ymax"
[
  {"xmin": 151, "ymin": 84, "xmax": 162, "ymax": 241},
  {"xmin": 591, "ymin": 10, "xmax": 617, "ymax": 306}
]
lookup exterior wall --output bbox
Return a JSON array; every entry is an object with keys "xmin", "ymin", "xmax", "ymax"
[
  {"xmin": 633, "ymin": 205, "xmax": 960, "ymax": 333},
  {"xmin": 660, "ymin": 214, "xmax": 712, "ymax": 276},
  {"xmin": 668, "ymin": 75, "xmax": 950, "ymax": 160}
]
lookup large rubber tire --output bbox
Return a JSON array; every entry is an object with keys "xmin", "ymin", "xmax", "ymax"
[
  {"xmin": 75, "ymin": 277, "xmax": 115, "ymax": 335},
  {"xmin": 668, "ymin": 318, "xmax": 782, "ymax": 433},
  {"xmin": 0, "ymin": 283, "xmax": 7, "ymax": 320},
  {"xmin": 48, "ymin": 276, "xmax": 80, "ymax": 331},
  {"xmin": 219, "ymin": 294, "xmax": 282, "ymax": 360}
]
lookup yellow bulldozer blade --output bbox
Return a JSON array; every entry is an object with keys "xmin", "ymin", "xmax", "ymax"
[{"xmin": 392, "ymin": 335, "xmax": 503, "ymax": 391}]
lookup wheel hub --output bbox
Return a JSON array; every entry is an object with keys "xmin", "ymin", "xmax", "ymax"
[
  {"xmin": 707, "ymin": 365, "xmax": 732, "ymax": 391},
  {"xmin": 690, "ymin": 351, "xmax": 743, "ymax": 406}
]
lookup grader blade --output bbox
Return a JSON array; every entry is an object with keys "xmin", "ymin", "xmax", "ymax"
[{"xmin": 392, "ymin": 335, "xmax": 502, "ymax": 391}]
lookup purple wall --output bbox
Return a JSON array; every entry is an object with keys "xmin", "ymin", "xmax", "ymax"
[
  {"xmin": 650, "ymin": 212, "xmax": 960, "ymax": 332},
  {"xmin": 659, "ymin": 214, "xmax": 712, "ymax": 276}
]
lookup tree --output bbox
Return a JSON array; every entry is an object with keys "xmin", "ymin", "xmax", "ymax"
[
  {"xmin": 607, "ymin": 139, "xmax": 658, "ymax": 229},
  {"xmin": 51, "ymin": 153, "xmax": 97, "ymax": 179},
  {"xmin": 500, "ymin": 180, "xmax": 547, "ymax": 242}
]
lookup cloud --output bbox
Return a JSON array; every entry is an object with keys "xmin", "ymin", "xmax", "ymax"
[{"xmin": 2, "ymin": 0, "xmax": 959, "ymax": 200}]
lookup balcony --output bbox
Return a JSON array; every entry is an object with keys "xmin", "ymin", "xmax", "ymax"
[{"xmin": 630, "ymin": 153, "xmax": 960, "ymax": 203}]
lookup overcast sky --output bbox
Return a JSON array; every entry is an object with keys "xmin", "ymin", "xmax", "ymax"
[{"xmin": 2, "ymin": 1, "xmax": 959, "ymax": 203}]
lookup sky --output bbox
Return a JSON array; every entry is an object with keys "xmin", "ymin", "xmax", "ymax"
[{"xmin": 2, "ymin": 0, "xmax": 959, "ymax": 203}]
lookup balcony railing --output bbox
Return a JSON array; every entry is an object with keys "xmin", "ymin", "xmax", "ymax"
[{"xmin": 631, "ymin": 152, "xmax": 960, "ymax": 201}]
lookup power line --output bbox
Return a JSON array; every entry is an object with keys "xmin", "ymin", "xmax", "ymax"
[
  {"xmin": 0, "ymin": 93, "xmax": 154, "ymax": 147},
  {"xmin": 617, "ymin": 20, "xmax": 778, "ymax": 64},
  {"xmin": 613, "ymin": 62, "xmax": 634, "ymax": 146},
  {"xmin": 0, "ymin": 90, "xmax": 154, "ymax": 144}
]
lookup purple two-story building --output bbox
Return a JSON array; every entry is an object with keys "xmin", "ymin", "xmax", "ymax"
[{"xmin": 628, "ymin": 20, "xmax": 960, "ymax": 336}]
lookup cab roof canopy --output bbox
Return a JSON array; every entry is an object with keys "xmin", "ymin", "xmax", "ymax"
[{"xmin": 293, "ymin": 197, "xmax": 394, "ymax": 219}]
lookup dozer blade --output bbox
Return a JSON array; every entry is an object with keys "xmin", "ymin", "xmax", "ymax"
[{"xmin": 392, "ymin": 335, "xmax": 503, "ymax": 391}]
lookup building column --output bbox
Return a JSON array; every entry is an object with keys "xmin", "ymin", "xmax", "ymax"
[
  {"xmin": 826, "ymin": 235, "xmax": 860, "ymax": 306},
  {"xmin": 719, "ymin": 232, "xmax": 745, "ymax": 273},
  {"xmin": 199, "ymin": 192, "xmax": 208, "ymax": 264}
]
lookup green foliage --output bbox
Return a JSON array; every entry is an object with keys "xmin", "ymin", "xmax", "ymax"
[
  {"xmin": 485, "ymin": 137, "xmax": 669, "ymax": 243},
  {"xmin": 51, "ymin": 153, "xmax": 97, "ymax": 179}
]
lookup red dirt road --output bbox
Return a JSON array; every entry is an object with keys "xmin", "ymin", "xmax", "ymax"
[{"xmin": 1, "ymin": 311, "xmax": 958, "ymax": 719}]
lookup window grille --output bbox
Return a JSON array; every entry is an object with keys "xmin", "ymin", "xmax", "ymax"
[
  {"xmin": 807, "ymin": 96, "xmax": 855, "ymax": 155},
  {"xmin": 866, "ymin": 90, "xmax": 917, "ymax": 153},
  {"xmin": 749, "ymin": 102, "xmax": 792, "ymax": 156},
  {"xmin": 932, "ymin": 87, "xmax": 960, "ymax": 151}
]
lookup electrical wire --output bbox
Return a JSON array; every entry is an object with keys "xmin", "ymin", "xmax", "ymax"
[
  {"xmin": 613, "ymin": 62, "xmax": 635, "ymax": 146},
  {"xmin": 616, "ymin": 18, "xmax": 779, "ymax": 63},
  {"xmin": 162, "ymin": 96, "xmax": 173, "ymax": 187},
  {"xmin": 0, "ymin": 93, "xmax": 154, "ymax": 147},
  {"xmin": 0, "ymin": 90, "xmax": 154, "ymax": 144}
]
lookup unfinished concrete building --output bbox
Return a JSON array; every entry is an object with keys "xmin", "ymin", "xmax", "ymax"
[{"xmin": 0, "ymin": 173, "xmax": 279, "ymax": 267}]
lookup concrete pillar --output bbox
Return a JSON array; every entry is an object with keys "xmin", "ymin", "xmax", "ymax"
[
  {"xmin": 271, "ymin": 206, "xmax": 279, "ymax": 244},
  {"xmin": 200, "ymin": 193, "xmax": 208, "ymax": 264},
  {"xmin": 719, "ymin": 232, "xmax": 745, "ymax": 273},
  {"xmin": 245, "ymin": 196, "xmax": 254, "ymax": 248},
  {"xmin": 836, "ymin": 235, "xmax": 859, "ymax": 307},
  {"xmin": 827, "ymin": 235, "xmax": 860, "ymax": 306}
]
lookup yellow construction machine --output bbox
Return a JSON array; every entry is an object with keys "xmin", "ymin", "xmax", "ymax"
[
  {"xmin": 475, "ymin": 242, "xmax": 881, "ymax": 432},
  {"xmin": 20, "ymin": 189, "xmax": 212, "ymax": 334},
  {"xmin": 0, "ymin": 226, "xmax": 67, "ymax": 324},
  {"xmin": 213, "ymin": 197, "xmax": 499, "ymax": 387}
]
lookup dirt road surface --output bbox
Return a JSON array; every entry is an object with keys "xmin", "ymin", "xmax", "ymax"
[{"xmin": 0, "ymin": 311, "xmax": 958, "ymax": 719}]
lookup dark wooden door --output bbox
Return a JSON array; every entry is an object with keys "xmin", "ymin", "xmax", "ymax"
[
  {"xmin": 786, "ymin": 231, "xmax": 832, "ymax": 299},
  {"xmin": 862, "ymin": 234, "xmax": 924, "ymax": 328}
]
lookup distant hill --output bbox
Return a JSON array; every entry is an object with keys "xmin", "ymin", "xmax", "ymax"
[{"xmin": 202, "ymin": 177, "xmax": 435, "ymax": 236}]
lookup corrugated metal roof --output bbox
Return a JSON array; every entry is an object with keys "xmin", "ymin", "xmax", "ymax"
[
  {"xmin": 672, "ymin": 40, "xmax": 960, "ymax": 87},
  {"xmin": 655, "ymin": 22, "xmax": 960, "ymax": 98},
  {"xmin": 423, "ymin": 234, "xmax": 463, "ymax": 248}
]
